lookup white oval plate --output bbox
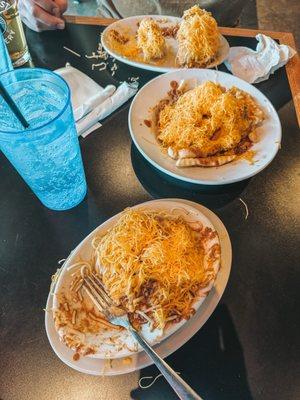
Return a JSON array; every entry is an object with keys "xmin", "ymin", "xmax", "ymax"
[
  {"xmin": 45, "ymin": 198, "xmax": 232, "ymax": 375},
  {"xmin": 52, "ymin": 199, "xmax": 220, "ymax": 359},
  {"xmin": 128, "ymin": 69, "xmax": 282, "ymax": 185},
  {"xmin": 101, "ymin": 15, "xmax": 230, "ymax": 72}
]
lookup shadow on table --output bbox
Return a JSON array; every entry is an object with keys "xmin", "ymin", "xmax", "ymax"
[
  {"xmin": 131, "ymin": 144, "xmax": 249, "ymax": 210},
  {"xmin": 131, "ymin": 304, "xmax": 253, "ymax": 400}
]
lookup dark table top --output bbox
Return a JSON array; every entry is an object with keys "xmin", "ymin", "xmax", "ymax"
[{"xmin": 0, "ymin": 23, "xmax": 299, "ymax": 400}]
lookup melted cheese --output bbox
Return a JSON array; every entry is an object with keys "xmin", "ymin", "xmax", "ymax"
[{"xmin": 107, "ymin": 28, "xmax": 140, "ymax": 58}]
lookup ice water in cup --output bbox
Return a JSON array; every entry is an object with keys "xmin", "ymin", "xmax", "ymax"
[{"xmin": 0, "ymin": 68, "xmax": 87, "ymax": 211}]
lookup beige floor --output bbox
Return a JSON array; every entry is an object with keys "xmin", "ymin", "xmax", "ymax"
[{"xmin": 257, "ymin": 0, "xmax": 299, "ymax": 46}]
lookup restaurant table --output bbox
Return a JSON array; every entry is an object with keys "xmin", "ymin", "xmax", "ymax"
[{"xmin": 0, "ymin": 19, "xmax": 299, "ymax": 400}]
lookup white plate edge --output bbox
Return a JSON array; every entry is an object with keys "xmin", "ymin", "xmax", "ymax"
[{"xmin": 45, "ymin": 198, "xmax": 232, "ymax": 375}]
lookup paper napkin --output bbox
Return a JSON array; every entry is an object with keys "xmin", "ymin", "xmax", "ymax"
[
  {"xmin": 225, "ymin": 34, "xmax": 296, "ymax": 84},
  {"xmin": 55, "ymin": 64, "xmax": 138, "ymax": 137}
]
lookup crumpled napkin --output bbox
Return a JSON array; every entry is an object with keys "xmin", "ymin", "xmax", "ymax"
[
  {"xmin": 55, "ymin": 64, "xmax": 138, "ymax": 137},
  {"xmin": 224, "ymin": 34, "xmax": 296, "ymax": 84}
]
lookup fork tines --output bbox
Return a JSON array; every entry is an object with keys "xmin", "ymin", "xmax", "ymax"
[{"xmin": 82, "ymin": 274, "xmax": 113, "ymax": 316}]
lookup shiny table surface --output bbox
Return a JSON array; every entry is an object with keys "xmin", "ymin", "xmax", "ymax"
[{"xmin": 0, "ymin": 23, "xmax": 299, "ymax": 400}]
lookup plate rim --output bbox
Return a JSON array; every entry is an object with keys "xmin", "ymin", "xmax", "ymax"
[
  {"xmin": 45, "ymin": 198, "xmax": 232, "ymax": 375},
  {"xmin": 128, "ymin": 68, "xmax": 282, "ymax": 185},
  {"xmin": 101, "ymin": 14, "xmax": 230, "ymax": 73}
]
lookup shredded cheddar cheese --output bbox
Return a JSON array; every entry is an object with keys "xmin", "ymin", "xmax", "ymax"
[
  {"xmin": 92, "ymin": 209, "xmax": 218, "ymax": 330},
  {"xmin": 156, "ymin": 81, "xmax": 265, "ymax": 158},
  {"xmin": 137, "ymin": 18, "xmax": 166, "ymax": 61},
  {"xmin": 177, "ymin": 5, "xmax": 220, "ymax": 67}
]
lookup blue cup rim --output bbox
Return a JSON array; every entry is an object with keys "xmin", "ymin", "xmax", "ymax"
[{"xmin": 0, "ymin": 67, "xmax": 71, "ymax": 135}]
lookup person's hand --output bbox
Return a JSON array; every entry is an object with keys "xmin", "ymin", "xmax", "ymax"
[{"xmin": 19, "ymin": 0, "xmax": 68, "ymax": 32}]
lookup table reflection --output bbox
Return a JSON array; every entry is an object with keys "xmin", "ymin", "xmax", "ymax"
[
  {"xmin": 131, "ymin": 143, "xmax": 250, "ymax": 209},
  {"xmin": 131, "ymin": 304, "xmax": 253, "ymax": 400}
]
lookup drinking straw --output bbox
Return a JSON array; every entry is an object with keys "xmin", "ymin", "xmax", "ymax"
[{"xmin": 0, "ymin": 80, "xmax": 30, "ymax": 129}]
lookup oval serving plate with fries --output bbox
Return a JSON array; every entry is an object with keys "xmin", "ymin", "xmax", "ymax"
[
  {"xmin": 45, "ymin": 199, "xmax": 232, "ymax": 375},
  {"xmin": 101, "ymin": 15, "xmax": 230, "ymax": 73},
  {"xmin": 128, "ymin": 68, "xmax": 282, "ymax": 185}
]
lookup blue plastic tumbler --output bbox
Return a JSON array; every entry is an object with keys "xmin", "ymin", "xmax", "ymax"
[
  {"xmin": 0, "ymin": 30, "xmax": 13, "ymax": 74},
  {"xmin": 0, "ymin": 68, "xmax": 87, "ymax": 210}
]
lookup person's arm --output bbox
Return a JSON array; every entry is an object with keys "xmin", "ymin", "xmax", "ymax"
[{"xmin": 19, "ymin": 0, "xmax": 68, "ymax": 32}]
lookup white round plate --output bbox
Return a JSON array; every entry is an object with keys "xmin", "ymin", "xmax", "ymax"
[
  {"xmin": 128, "ymin": 69, "xmax": 282, "ymax": 185},
  {"xmin": 45, "ymin": 198, "xmax": 232, "ymax": 375},
  {"xmin": 101, "ymin": 15, "xmax": 230, "ymax": 72}
]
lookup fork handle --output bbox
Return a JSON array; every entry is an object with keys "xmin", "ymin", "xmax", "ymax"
[{"xmin": 130, "ymin": 328, "xmax": 203, "ymax": 400}]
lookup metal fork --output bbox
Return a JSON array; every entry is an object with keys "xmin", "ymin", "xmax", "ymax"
[{"xmin": 83, "ymin": 273, "xmax": 203, "ymax": 400}]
